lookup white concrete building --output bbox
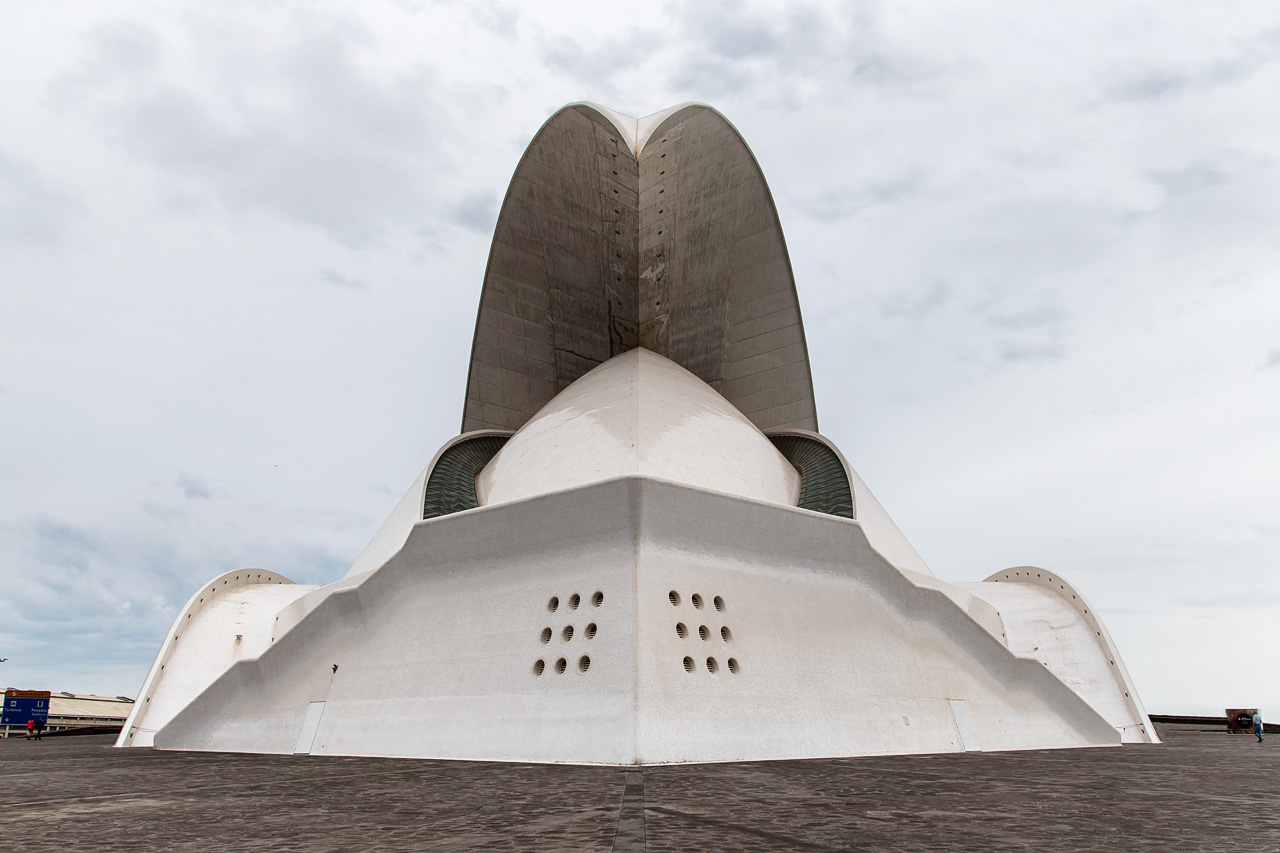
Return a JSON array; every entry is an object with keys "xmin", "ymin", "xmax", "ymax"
[{"xmin": 118, "ymin": 104, "xmax": 1157, "ymax": 762}]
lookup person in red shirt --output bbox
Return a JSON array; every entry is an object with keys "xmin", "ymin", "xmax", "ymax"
[{"xmin": 25, "ymin": 718, "xmax": 34, "ymax": 739}]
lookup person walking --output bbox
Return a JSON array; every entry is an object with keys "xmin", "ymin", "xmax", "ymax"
[
  {"xmin": 1254, "ymin": 711, "xmax": 1264, "ymax": 743},
  {"xmin": 25, "ymin": 717, "xmax": 34, "ymax": 740},
  {"xmin": 33, "ymin": 717, "xmax": 44, "ymax": 740}
]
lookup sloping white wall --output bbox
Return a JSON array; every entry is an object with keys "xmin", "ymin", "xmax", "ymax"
[
  {"xmin": 156, "ymin": 480, "xmax": 642, "ymax": 762},
  {"xmin": 117, "ymin": 569, "xmax": 316, "ymax": 747},
  {"xmin": 630, "ymin": 480, "xmax": 1118, "ymax": 761},
  {"xmin": 960, "ymin": 569, "xmax": 1158, "ymax": 743},
  {"xmin": 151, "ymin": 479, "xmax": 1120, "ymax": 763},
  {"xmin": 765, "ymin": 427, "xmax": 936, "ymax": 579}
]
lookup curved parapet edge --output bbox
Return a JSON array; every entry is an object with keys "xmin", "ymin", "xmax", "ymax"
[
  {"xmin": 976, "ymin": 566, "xmax": 1159, "ymax": 744},
  {"xmin": 634, "ymin": 102, "xmax": 707, "ymax": 155},
  {"xmin": 564, "ymin": 101, "xmax": 638, "ymax": 153},
  {"xmin": 564, "ymin": 101, "xmax": 714, "ymax": 160},
  {"xmin": 116, "ymin": 568, "xmax": 300, "ymax": 748}
]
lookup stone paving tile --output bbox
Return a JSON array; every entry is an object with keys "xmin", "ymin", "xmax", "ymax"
[{"xmin": 0, "ymin": 725, "xmax": 1276, "ymax": 852}]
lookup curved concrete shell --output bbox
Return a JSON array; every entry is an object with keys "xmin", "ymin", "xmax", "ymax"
[
  {"xmin": 960, "ymin": 567, "xmax": 1157, "ymax": 743},
  {"xmin": 477, "ymin": 349, "xmax": 801, "ymax": 508},
  {"xmin": 462, "ymin": 103, "xmax": 817, "ymax": 434},
  {"xmin": 117, "ymin": 569, "xmax": 317, "ymax": 748}
]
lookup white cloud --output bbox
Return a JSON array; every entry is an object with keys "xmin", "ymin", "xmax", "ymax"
[{"xmin": 0, "ymin": 152, "xmax": 80, "ymax": 247}]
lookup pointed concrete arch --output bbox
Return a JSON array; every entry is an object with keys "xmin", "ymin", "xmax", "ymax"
[{"xmin": 462, "ymin": 103, "xmax": 818, "ymax": 433}]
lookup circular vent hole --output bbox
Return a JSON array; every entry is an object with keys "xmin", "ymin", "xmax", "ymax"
[
  {"xmin": 555, "ymin": 658, "xmax": 567, "ymax": 674},
  {"xmin": 562, "ymin": 625, "xmax": 574, "ymax": 642},
  {"xmin": 592, "ymin": 591, "xmax": 604, "ymax": 607},
  {"xmin": 692, "ymin": 594, "xmax": 703, "ymax": 609},
  {"xmin": 585, "ymin": 623, "xmax": 597, "ymax": 640},
  {"xmin": 578, "ymin": 655, "xmax": 591, "ymax": 673},
  {"xmin": 727, "ymin": 658, "xmax": 739, "ymax": 674},
  {"xmin": 698, "ymin": 625, "xmax": 710, "ymax": 641},
  {"xmin": 569, "ymin": 593, "xmax": 580, "ymax": 610},
  {"xmin": 682, "ymin": 656, "xmax": 694, "ymax": 673},
  {"xmin": 548, "ymin": 596, "xmax": 559, "ymax": 613},
  {"xmin": 676, "ymin": 622, "xmax": 687, "ymax": 639},
  {"xmin": 714, "ymin": 595, "xmax": 725, "ymax": 612},
  {"xmin": 540, "ymin": 627, "xmax": 552, "ymax": 644},
  {"xmin": 706, "ymin": 657, "xmax": 718, "ymax": 673},
  {"xmin": 720, "ymin": 626, "xmax": 732, "ymax": 642},
  {"xmin": 669, "ymin": 590, "xmax": 680, "ymax": 606},
  {"xmin": 533, "ymin": 659, "xmax": 545, "ymax": 676}
]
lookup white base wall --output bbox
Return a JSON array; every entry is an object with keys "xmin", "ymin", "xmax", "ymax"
[{"xmin": 142, "ymin": 478, "xmax": 1135, "ymax": 764}]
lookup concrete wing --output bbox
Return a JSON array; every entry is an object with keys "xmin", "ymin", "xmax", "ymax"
[{"xmin": 462, "ymin": 103, "xmax": 817, "ymax": 434}]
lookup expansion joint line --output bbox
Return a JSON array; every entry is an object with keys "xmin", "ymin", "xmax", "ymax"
[{"xmin": 612, "ymin": 769, "xmax": 646, "ymax": 852}]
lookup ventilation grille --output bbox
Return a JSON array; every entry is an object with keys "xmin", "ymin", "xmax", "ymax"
[
  {"xmin": 768, "ymin": 434, "xmax": 854, "ymax": 518},
  {"xmin": 423, "ymin": 434, "xmax": 511, "ymax": 520},
  {"xmin": 535, "ymin": 590, "xmax": 603, "ymax": 676},
  {"xmin": 670, "ymin": 590, "xmax": 738, "ymax": 676}
]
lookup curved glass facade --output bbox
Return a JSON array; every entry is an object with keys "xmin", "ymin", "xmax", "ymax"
[{"xmin": 768, "ymin": 434, "xmax": 854, "ymax": 519}]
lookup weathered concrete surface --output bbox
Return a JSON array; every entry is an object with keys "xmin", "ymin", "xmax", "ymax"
[
  {"xmin": 639, "ymin": 106, "xmax": 816, "ymax": 432},
  {"xmin": 5, "ymin": 725, "xmax": 1277, "ymax": 851},
  {"xmin": 463, "ymin": 103, "xmax": 817, "ymax": 435}
]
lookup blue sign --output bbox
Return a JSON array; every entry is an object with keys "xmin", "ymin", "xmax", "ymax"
[{"xmin": 2, "ymin": 692, "xmax": 50, "ymax": 726}]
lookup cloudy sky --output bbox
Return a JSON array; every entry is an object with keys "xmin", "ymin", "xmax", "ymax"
[{"xmin": 2, "ymin": 0, "xmax": 1277, "ymax": 717}]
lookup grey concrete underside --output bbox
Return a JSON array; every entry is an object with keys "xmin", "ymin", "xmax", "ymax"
[
  {"xmin": 463, "ymin": 104, "xmax": 817, "ymax": 434},
  {"xmin": 7, "ymin": 725, "xmax": 1278, "ymax": 851}
]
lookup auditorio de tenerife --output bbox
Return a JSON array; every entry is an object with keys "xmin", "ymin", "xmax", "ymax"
[{"xmin": 118, "ymin": 103, "xmax": 1157, "ymax": 762}]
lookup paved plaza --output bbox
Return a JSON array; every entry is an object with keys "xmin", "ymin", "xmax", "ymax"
[{"xmin": 2, "ymin": 723, "xmax": 1276, "ymax": 851}]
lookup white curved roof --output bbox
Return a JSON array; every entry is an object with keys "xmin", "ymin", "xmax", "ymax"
[{"xmin": 476, "ymin": 349, "xmax": 801, "ymax": 507}]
